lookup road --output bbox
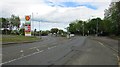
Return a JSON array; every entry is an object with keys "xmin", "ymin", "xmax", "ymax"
[{"xmin": 1, "ymin": 35, "xmax": 118, "ymax": 66}]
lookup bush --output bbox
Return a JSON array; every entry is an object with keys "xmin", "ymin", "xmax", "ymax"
[
  {"xmin": 11, "ymin": 30, "xmax": 19, "ymax": 35},
  {"xmin": 19, "ymin": 28, "xmax": 25, "ymax": 35},
  {"xmin": 2, "ymin": 29, "xmax": 11, "ymax": 35},
  {"xmin": 41, "ymin": 31, "xmax": 48, "ymax": 36}
]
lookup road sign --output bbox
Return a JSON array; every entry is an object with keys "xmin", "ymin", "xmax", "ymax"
[{"xmin": 25, "ymin": 15, "xmax": 31, "ymax": 36}]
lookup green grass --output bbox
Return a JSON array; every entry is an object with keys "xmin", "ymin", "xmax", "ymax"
[
  {"xmin": 2, "ymin": 35, "xmax": 40, "ymax": 43},
  {"xmin": 109, "ymin": 35, "xmax": 120, "ymax": 40}
]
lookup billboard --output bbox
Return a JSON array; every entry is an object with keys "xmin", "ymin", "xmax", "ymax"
[{"xmin": 25, "ymin": 15, "xmax": 31, "ymax": 36}]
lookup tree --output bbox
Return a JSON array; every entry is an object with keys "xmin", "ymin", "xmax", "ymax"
[
  {"xmin": 10, "ymin": 15, "xmax": 20, "ymax": 30},
  {"xmin": 67, "ymin": 18, "xmax": 103, "ymax": 36},
  {"xmin": 68, "ymin": 22, "xmax": 77, "ymax": 34},
  {"xmin": 51, "ymin": 28, "xmax": 59, "ymax": 36},
  {"xmin": 34, "ymin": 29, "xmax": 37, "ymax": 36},
  {"xmin": 19, "ymin": 28, "xmax": 25, "ymax": 35},
  {"xmin": 101, "ymin": 19, "xmax": 113, "ymax": 35},
  {"xmin": 104, "ymin": 2, "xmax": 120, "ymax": 35},
  {"xmin": 0, "ymin": 18, "xmax": 9, "ymax": 29},
  {"xmin": 58, "ymin": 29, "xmax": 64, "ymax": 35},
  {"xmin": 0, "ymin": 18, "xmax": 10, "ymax": 35}
]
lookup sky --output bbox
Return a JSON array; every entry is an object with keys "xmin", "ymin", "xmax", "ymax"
[{"xmin": 0, "ymin": 0, "xmax": 112, "ymax": 31}]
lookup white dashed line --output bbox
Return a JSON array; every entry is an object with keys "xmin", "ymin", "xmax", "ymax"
[
  {"xmin": 0, "ymin": 50, "xmax": 44, "ymax": 65},
  {"xmin": 98, "ymin": 42, "xmax": 106, "ymax": 47},
  {"xmin": 36, "ymin": 49, "xmax": 40, "ymax": 52},
  {"xmin": 48, "ymin": 46, "xmax": 57, "ymax": 50},
  {"xmin": 29, "ymin": 47, "xmax": 37, "ymax": 49},
  {"xmin": 48, "ymin": 47, "xmax": 51, "ymax": 49},
  {"xmin": 39, "ymin": 50, "xmax": 44, "ymax": 52},
  {"xmin": 1, "ymin": 45, "xmax": 58, "ymax": 65},
  {"xmin": 20, "ymin": 50, "xmax": 23, "ymax": 52}
]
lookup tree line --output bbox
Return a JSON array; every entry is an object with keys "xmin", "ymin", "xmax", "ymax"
[
  {"xmin": 0, "ymin": 15, "xmax": 21, "ymax": 35},
  {"xmin": 67, "ymin": 2, "xmax": 120, "ymax": 36}
]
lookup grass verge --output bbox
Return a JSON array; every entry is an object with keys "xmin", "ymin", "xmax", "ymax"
[
  {"xmin": 109, "ymin": 35, "xmax": 120, "ymax": 40},
  {"xmin": 2, "ymin": 35, "xmax": 40, "ymax": 43}
]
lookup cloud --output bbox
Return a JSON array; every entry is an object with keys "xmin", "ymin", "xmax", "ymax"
[
  {"xmin": 41, "ymin": 2, "xmax": 110, "ymax": 23},
  {"xmin": 46, "ymin": 0, "xmax": 111, "ymax": 2},
  {"xmin": 1, "ymin": 0, "xmax": 111, "ymax": 30}
]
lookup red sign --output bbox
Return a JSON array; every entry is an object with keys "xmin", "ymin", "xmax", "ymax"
[
  {"xmin": 25, "ymin": 15, "xmax": 31, "ymax": 36},
  {"xmin": 25, "ymin": 25, "xmax": 31, "ymax": 32},
  {"xmin": 25, "ymin": 16, "xmax": 30, "ymax": 21}
]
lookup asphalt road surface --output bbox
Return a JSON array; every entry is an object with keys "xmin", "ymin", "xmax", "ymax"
[{"xmin": 1, "ymin": 35, "xmax": 118, "ymax": 65}]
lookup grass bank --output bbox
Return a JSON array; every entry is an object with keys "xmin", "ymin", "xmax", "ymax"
[
  {"xmin": 109, "ymin": 35, "xmax": 120, "ymax": 40},
  {"xmin": 2, "ymin": 35, "xmax": 40, "ymax": 43}
]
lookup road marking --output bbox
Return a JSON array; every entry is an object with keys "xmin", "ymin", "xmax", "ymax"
[
  {"xmin": 29, "ymin": 47, "xmax": 37, "ymax": 49},
  {"xmin": 36, "ymin": 48, "xmax": 40, "ymax": 52},
  {"xmin": 39, "ymin": 50, "xmax": 44, "ymax": 52},
  {"xmin": 20, "ymin": 50, "xmax": 24, "ymax": 56},
  {"xmin": 98, "ymin": 42, "xmax": 106, "ymax": 47},
  {"xmin": 20, "ymin": 50, "xmax": 23, "ymax": 52},
  {"xmin": 52, "ymin": 46, "xmax": 56, "ymax": 48},
  {"xmin": 0, "ymin": 50, "xmax": 44, "ymax": 65},
  {"xmin": 113, "ymin": 54, "xmax": 120, "ymax": 66},
  {"xmin": 95, "ymin": 39, "xmax": 118, "ymax": 53},
  {"xmin": 48, "ymin": 47, "xmax": 51, "ymax": 49},
  {"xmin": 48, "ymin": 46, "xmax": 57, "ymax": 50}
]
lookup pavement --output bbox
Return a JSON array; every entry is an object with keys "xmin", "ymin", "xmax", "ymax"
[{"xmin": 1, "ymin": 35, "xmax": 119, "ymax": 66}]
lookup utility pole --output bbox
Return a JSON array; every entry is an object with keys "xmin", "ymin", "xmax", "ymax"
[
  {"xmin": 39, "ymin": 21, "xmax": 41, "ymax": 38},
  {"xmin": 83, "ymin": 22, "xmax": 84, "ymax": 36},
  {"xmin": 32, "ymin": 13, "xmax": 34, "ymax": 36}
]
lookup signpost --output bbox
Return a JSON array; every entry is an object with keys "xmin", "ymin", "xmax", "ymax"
[{"xmin": 25, "ymin": 15, "xmax": 31, "ymax": 36}]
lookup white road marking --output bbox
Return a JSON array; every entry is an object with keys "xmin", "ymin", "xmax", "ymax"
[
  {"xmin": 98, "ymin": 41, "xmax": 118, "ymax": 53},
  {"xmin": 39, "ymin": 50, "xmax": 44, "ymax": 52},
  {"xmin": 20, "ymin": 50, "xmax": 23, "ymax": 52},
  {"xmin": 29, "ymin": 47, "xmax": 37, "ymax": 49},
  {"xmin": 0, "ymin": 50, "xmax": 44, "ymax": 65},
  {"xmin": 98, "ymin": 42, "xmax": 106, "ymax": 47},
  {"xmin": 36, "ymin": 48, "xmax": 40, "ymax": 52},
  {"xmin": 113, "ymin": 54, "xmax": 120, "ymax": 66},
  {"xmin": 48, "ymin": 46, "xmax": 57, "ymax": 50},
  {"xmin": 52, "ymin": 46, "xmax": 56, "ymax": 48},
  {"xmin": 48, "ymin": 47, "xmax": 51, "ymax": 49},
  {"xmin": 20, "ymin": 50, "xmax": 24, "ymax": 56}
]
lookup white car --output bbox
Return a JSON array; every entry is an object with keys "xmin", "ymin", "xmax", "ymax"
[{"xmin": 70, "ymin": 34, "xmax": 75, "ymax": 37}]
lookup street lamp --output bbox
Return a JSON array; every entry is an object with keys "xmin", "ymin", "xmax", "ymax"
[
  {"xmin": 39, "ymin": 21, "xmax": 41, "ymax": 38},
  {"xmin": 32, "ymin": 13, "xmax": 34, "ymax": 36}
]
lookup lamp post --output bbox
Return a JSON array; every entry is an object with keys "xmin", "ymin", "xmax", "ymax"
[
  {"xmin": 32, "ymin": 13, "xmax": 34, "ymax": 36},
  {"xmin": 39, "ymin": 21, "xmax": 41, "ymax": 38}
]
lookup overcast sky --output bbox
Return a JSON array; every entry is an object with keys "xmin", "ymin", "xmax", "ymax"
[{"xmin": 1, "ymin": 0, "xmax": 112, "ymax": 31}]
